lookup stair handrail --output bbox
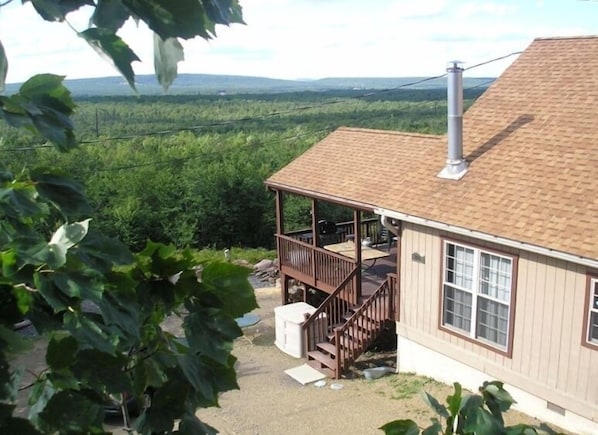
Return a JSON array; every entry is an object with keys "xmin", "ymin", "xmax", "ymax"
[
  {"xmin": 333, "ymin": 273, "xmax": 398, "ymax": 375},
  {"xmin": 301, "ymin": 266, "xmax": 359, "ymax": 355}
]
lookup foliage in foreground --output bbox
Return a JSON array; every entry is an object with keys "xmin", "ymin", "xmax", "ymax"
[
  {"xmin": 0, "ymin": 1, "xmax": 261, "ymax": 433},
  {"xmin": 0, "ymin": 78, "xmax": 258, "ymax": 434},
  {"xmin": 380, "ymin": 381, "xmax": 557, "ymax": 435}
]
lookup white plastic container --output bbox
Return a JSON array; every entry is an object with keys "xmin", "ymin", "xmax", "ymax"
[{"xmin": 274, "ymin": 302, "xmax": 325, "ymax": 358}]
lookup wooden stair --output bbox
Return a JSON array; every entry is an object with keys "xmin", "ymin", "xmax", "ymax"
[{"xmin": 302, "ymin": 273, "xmax": 397, "ymax": 379}]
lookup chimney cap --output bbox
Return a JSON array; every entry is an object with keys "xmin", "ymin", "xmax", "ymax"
[{"xmin": 447, "ymin": 60, "xmax": 464, "ymax": 70}]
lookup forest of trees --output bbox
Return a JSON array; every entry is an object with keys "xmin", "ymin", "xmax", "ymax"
[{"xmin": 0, "ymin": 87, "xmax": 484, "ymax": 252}]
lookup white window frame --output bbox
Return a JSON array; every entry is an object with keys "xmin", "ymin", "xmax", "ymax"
[
  {"xmin": 586, "ymin": 277, "xmax": 598, "ymax": 347},
  {"xmin": 441, "ymin": 240, "xmax": 514, "ymax": 352}
]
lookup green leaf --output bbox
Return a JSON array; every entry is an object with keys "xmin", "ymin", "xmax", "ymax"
[
  {"xmin": 91, "ymin": 0, "xmax": 131, "ymax": 32},
  {"xmin": 0, "ymin": 403, "xmax": 16, "ymax": 422},
  {"xmin": 63, "ymin": 311, "xmax": 117, "ymax": 354},
  {"xmin": 481, "ymin": 380, "xmax": 516, "ymax": 419},
  {"xmin": 29, "ymin": 0, "xmax": 94, "ymax": 22},
  {"xmin": 0, "ymin": 40, "xmax": 7, "ymax": 93},
  {"xmin": 462, "ymin": 406, "xmax": 503, "ymax": 435},
  {"xmin": 460, "ymin": 393, "xmax": 484, "ymax": 413},
  {"xmin": 505, "ymin": 425, "xmax": 538, "ymax": 435},
  {"xmin": 421, "ymin": 419, "xmax": 442, "ymax": 435},
  {"xmin": 447, "ymin": 381, "xmax": 462, "ymax": 417},
  {"xmin": 153, "ymin": 35, "xmax": 184, "ymax": 92},
  {"xmin": 35, "ymin": 274, "xmax": 73, "ymax": 311},
  {"xmin": 9, "ymin": 74, "xmax": 78, "ymax": 150},
  {"xmin": 46, "ymin": 332, "xmax": 78, "ymax": 371},
  {"xmin": 176, "ymin": 354, "xmax": 215, "ymax": 400},
  {"xmin": 35, "ymin": 220, "xmax": 90, "ymax": 269},
  {"xmin": 28, "ymin": 379, "xmax": 55, "ymax": 426},
  {"xmin": 177, "ymin": 414, "xmax": 218, "ymax": 435},
  {"xmin": 203, "ymin": 0, "xmax": 245, "ymax": 25},
  {"xmin": 421, "ymin": 391, "xmax": 449, "ymax": 420},
  {"xmin": 379, "ymin": 419, "xmax": 420, "ymax": 435},
  {"xmin": 134, "ymin": 371, "xmax": 187, "ymax": 433},
  {"xmin": 11, "ymin": 285, "xmax": 34, "ymax": 316},
  {"xmin": 37, "ymin": 389, "xmax": 104, "ymax": 433},
  {"xmin": 74, "ymin": 229, "xmax": 134, "ymax": 271},
  {"xmin": 0, "ymin": 363, "xmax": 23, "ymax": 403},
  {"xmin": 79, "ymin": 28, "xmax": 140, "ymax": 91},
  {"xmin": 33, "ymin": 244, "xmax": 66, "ymax": 270},
  {"xmin": 19, "ymin": 74, "xmax": 75, "ymax": 108},
  {"xmin": 1, "ymin": 250, "xmax": 17, "ymax": 278},
  {"xmin": 31, "ymin": 169, "xmax": 90, "ymax": 217},
  {"xmin": 97, "ymin": 291, "xmax": 141, "ymax": 341},
  {"xmin": 0, "ymin": 416, "xmax": 40, "ymax": 435},
  {"xmin": 72, "ymin": 349, "xmax": 131, "ymax": 394},
  {"xmin": 201, "ymin": 262, "xmax": 258, "ymax": 318},
  {"xmin": 0, "ymin": 325, "xmax": 32, "ymax": 355},
  {"xmin": 0, "ymin": 283, "xmax": 27, "ymax": 325},
  {"xmin": 121, "ymin": 0, "xmax": 213, "ymax": 40},
  {"xmin": 0, "ymin": 181, "xmax": 44, "ymax": 219},
  {"xmin": 184, "ymin": 307, "xmax": 241, "ymax": 365}
]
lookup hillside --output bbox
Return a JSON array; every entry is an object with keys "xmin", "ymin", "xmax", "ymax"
[{"xmin": 4, "ymin": 74, "xmax": 494, "ymax": 97}]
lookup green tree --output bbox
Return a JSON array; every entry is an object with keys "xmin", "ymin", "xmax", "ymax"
[{"xmin": 0, "ymin": 1, "xmax": 258, "ymax": 434}]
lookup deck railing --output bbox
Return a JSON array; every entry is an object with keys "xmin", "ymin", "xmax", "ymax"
[
  {"xmin": 301, "ymin": 267, "xmax": 359, "ymax": 357},
  {"xmin": 285, "ymin": 217, "xmax": 386, "ymax": 246},
  {"xmin": 277, "ymin": 234, "xmax": 355, "ymax": 296},
  {"xmin": 333, "ymin": 273, "xmax": 398, "ymax": 377}
]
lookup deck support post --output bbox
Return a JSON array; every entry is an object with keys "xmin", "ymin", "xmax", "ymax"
[
  {"xmin": 353, "ymin": 210, "xmax": 362, "ymax": 304},
  {"xmin": 281, "ymin": 273, "xmax": 289, "ymax": 305},
  {"xmin": 275, "ymin": 190, "xmax": 287, "ymax": 305},
  {"xmin": 311, "ymin": 199, "xmax": 319, "ymax": 246},
  {"xmin": 311, "ymin": 199, "xmax": 319, "ymax": 283}
]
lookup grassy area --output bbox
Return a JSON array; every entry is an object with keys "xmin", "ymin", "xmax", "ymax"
[
  {"xmin": 386, "ymin": 372, "xmax": 443, "ymax": 400},
  {"xmin": 192, "ymin": 247, "xmax": 276, "ymax": 266}
]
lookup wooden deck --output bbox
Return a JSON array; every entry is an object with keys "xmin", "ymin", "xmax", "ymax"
[
  {"xmin": 361, "ymin": 245, "xmax": 397, "ymax": 298},
  {"xmin": 273, "ymin": 205, "xmax": 400, "ymax": 378}
]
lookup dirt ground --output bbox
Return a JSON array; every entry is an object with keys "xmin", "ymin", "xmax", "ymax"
[
  {"xmin": 187, "ymin": 287, "xmax": 564, "ymax": 435},
  {"xmin": 15, "ymin": 286, "xmax": 566, "ymax": 434}
]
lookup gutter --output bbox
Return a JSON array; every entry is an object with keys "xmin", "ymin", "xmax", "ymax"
[
  {"xmin": 375, "ymin": 207, "xmax": 598, "ymax": 269},
  {"xmin": 266, "ymin": 182, "xmax": 377, "ymax": 212}
]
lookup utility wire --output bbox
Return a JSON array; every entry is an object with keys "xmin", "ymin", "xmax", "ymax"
[
  {"xmin": 1, "ymin": 50, "xmax": 521, "ymax": 153},
  {"xmin": 90, "ymin": 128, "xmax": 332, "ymax": 173}
]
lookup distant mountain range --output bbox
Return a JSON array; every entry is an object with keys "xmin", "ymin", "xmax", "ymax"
[{"xmin": 4, "ymin": 74, "xmax": 495, "ymax": 97}]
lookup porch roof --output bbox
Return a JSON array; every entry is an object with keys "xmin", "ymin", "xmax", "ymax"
[{"xmin": 266, "ymin": 36, "xmax": 598, "ymax": 262}]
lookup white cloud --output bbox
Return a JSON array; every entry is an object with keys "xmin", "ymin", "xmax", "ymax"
[
  {"xmin": 456, "ymin": 1, "xmax": 518, "ymax": 19},
  {"xmin": 387, "ymin": 0, "xmax": 448, "ymax": 19},
  {"xmin": 0, "ymin": 0, "xmax": 596, "ymax": 83}
]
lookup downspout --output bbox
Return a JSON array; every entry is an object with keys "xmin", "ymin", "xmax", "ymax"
[{"xmin": 380, "ymin": 215, "xmax": 400, "ymax": 237}]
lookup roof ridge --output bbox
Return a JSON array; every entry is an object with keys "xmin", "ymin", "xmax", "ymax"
[
  {"xmin": 336, "ymin": 126, "xmax": 443, "ymax": 140},
  {"xmin": 534, "ymin": 34, "xmax": 598, "ymax": 41}
]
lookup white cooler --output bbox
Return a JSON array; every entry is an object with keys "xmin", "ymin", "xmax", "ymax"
[{"xmin": 274, "ymin": 302, "xmax": 326, "ymax": 358}]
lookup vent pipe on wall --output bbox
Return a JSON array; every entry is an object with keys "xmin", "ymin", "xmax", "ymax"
[{"xmin": 438, "ymin": 60, "xmax": 468, "ymax": 180}]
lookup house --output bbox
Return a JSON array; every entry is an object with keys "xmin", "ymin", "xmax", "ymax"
[{"xmin": 265, "ymin": 36, "xmax": 598, "ymax": 434}]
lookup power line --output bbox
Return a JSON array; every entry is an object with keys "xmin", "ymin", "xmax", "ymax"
[
  {"xmin": 0, "ymin": 50, "xmax": 521, "ymax": 153},
  {"xmin": 90, "ymin": 128, "xmax": 333, "ymax": 173}
]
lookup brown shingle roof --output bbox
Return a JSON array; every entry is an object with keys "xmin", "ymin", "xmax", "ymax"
[{"xmin": 266, "ymin": 36, "xmax": 598, "ymax": 261}]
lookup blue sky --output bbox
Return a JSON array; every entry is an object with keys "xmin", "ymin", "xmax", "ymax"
[{"xmin": 1, "ymin": 0, "xmax": 596, "ymax": 84}]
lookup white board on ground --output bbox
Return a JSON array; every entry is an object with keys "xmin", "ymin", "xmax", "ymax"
[{"xmin": 284, "ymin": 364, "xmax": 327, "ymax": 385}]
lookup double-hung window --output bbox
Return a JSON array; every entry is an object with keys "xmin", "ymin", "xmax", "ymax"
[
  {"xmin": 441, "ymin": 240, "xmax": 515, "ymax": 352},
  {"xmin": 586, "ymin": 277, "xmax": 598, "ymax": 347}
]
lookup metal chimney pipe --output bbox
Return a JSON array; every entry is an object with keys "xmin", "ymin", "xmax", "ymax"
[{"xmin": 438, "ymin": 61, "xmax": 468, "ymax": 180}]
